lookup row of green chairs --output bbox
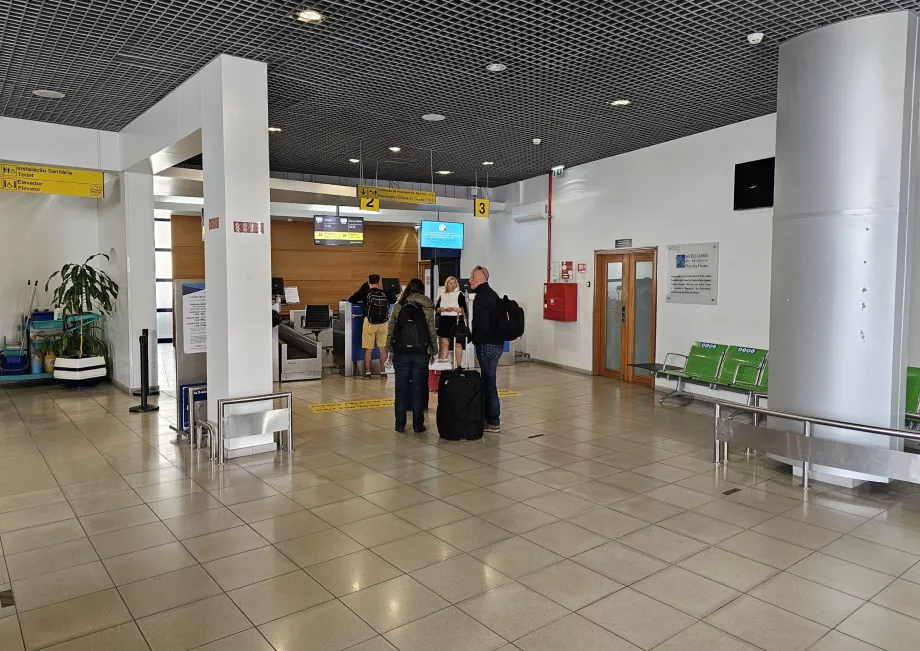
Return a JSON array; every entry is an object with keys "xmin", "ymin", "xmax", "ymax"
[
  {"xmin": 907, "ymin": 367, "xmax": 920, "ymax": 427},
  {"xmin": 657, "ymin": 341, "xmax": 768, "ymax": 405}
]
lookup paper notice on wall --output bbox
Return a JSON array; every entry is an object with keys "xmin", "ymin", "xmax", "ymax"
[
  {"xmin": 665, "ymin": 242, "xmax": 719, "ymax": 305},
  {"xmin": 183, "ymin": 288, "xmax": 207, "ymax": 354},
  {"xmin": 284, "ymin": 286, "xmax": 300, "ymax": 304}
]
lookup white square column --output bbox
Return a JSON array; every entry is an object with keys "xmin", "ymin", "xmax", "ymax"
[{"xmin": 201, "ymin": 57, "xmax": 273, "ymax": 428}]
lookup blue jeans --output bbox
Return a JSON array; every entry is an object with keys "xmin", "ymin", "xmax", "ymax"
[
  {"xmin": 476, "ymin": 344, "xmax": 503, "ymax": 425},
  {"xmin": 393, "ymin": 353, "xmax": 428, "ymax": 432}
]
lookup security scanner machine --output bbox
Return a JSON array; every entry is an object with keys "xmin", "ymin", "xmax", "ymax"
[{"xmin": 275, "ymin": 306, "xmax": 331, "ymax": 382}]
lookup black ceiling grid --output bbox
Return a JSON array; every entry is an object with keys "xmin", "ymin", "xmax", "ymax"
[{"xmin": 0, "ymin": 1, "xmax": 916, "ymax": 186}]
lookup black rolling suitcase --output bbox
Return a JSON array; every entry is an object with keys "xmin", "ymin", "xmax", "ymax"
[{"xmin": 437, "ymin": 368, "xmax": 484, "ymax": 440}]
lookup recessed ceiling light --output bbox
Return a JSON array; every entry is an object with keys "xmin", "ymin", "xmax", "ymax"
[
  {"xmin": 349, "ymin": 158, "xmax": 360, "ymax": 163},
  {"xmin": 422, "ymin": 113, "xmax": 446, "ymax": 122},
  {"xmin": 608, "ymin": 99, "xmax": 631, "ymax": 107},
  {"xmin": 388, "ymin": 146, "xmax": 401, "ymax": 152},
  {"xmin": 485, "ymin": 63, "xmax": 507, "ymax": 72},
  {"xmin": 482, "ymin": 161, "xmax": 495, "ymax": 166},
  {"xmin": 436, "ymin": 170, "xmax": 452, "ymax": 175},
  {"xmin": 32, "ymin": 89, "xmax": 64, "ymax": 99},
  {"xmin": 295, "ymin": 9, "xmax": 324, "ymax": 23},
  {"xmin": 532, "ymin": 138, "xmax": 542, "ymax": 145},
  {"xmin": 268, "ymin": 127, "xmax": 282, "ymax": 132}
]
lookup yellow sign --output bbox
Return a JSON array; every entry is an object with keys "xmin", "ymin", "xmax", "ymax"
[
  {"xmin": 314, "ymin": 231, "xmax": 364, "ymax": 242},
  {"xmin": 357, "ymin": 185, "xmax": 437, "ymax": 205},
  {"xmin": 360, "ymin": 196, "xmax": 380, "ymax": 212},
  {"xmin": 0, "ymin": 162, "xmax": 104, "ymax": 198},
  {"xmin": 309, "ymin": 389, "xmax": 520, "ymax": 412},
  {"xmin": 474, "ymin": 198, "xmax": 490, "ymax": 218}
]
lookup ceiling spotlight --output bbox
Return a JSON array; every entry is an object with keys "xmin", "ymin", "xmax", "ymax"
[
  {"xmin": 422, "ymin": 113, "xmax": 446, "ymax": 122},
  {"xmin": 32, "ymin": 89, "xmax": 65, "ymax": 99},
  {"xmin": 482, "ymin": 161, "xmax": 495, "ymax": 166},
  {"xmin": 532, "ymin": 138, "xmax": 542, "ymax": 145},
  {"xmin": 608, "ymin": 99, "xmax": 631, "ymax": 107},
  {"xmin": 436, "ymin": 170, "xmax": 452, "ymax": 175},
  {"xmin": 747, "ymin": 32, "xmax": 764, "ymax": 45},
  {"xmin": 485, "ymin": 63, "xmax": 507, "ymax": 72},
  {"xmin": 388, "ymin": 146, "xmax": 401, "ymax": 152},
  {"xmin": 295, "ymin": 8, "xmax": 324, "ymax": 23},
  {"xmin": 268, "ymin": 127, "xmax": 282, "ymax": 132},
  {"xmin": 349, "ymin": 158, "xmax": 360, "ymax": 163}
]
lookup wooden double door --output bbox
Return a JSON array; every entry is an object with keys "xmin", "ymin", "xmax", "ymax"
[{"xmin": 593, "ymin": 250, "xmax": 657, "ymax": 385}]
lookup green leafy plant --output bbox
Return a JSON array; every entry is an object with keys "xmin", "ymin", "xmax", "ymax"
[{"xmin": 45, "ymin": 253, "xmax": 119, "ymax": 359}]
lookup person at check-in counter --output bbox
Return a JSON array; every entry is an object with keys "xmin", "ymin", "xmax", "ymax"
[{"xmin": 348, "ymin": 273, "xmax": 397, "ymax": 378}]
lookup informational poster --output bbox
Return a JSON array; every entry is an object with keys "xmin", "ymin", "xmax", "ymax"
[
  {"xmin": 561, "ymin": 261, "xmax": 573, "ymax": 280},
  {"xmin": 665, "ymin": 242, "xmax": 719, "ymax": 305},
  {"xmin": 284, "ymin": 287, "xmax": 300, "ymax": 305},
  {"xmin": 182, "ymin": 286, "xmax": 207, "ymax": 354}
]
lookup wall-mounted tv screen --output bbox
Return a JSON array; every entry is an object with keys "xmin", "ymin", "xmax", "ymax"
[
  {"xmin": 733, "ymin": 157, "xmax": 775, "ymax": 211},
  {"xmin": 314, "ymin": 215, "xmax": 364, "ymax": 246},
  {"xmin": 419, "ymin": 220, "xmax": 464, "ymax": 249}
]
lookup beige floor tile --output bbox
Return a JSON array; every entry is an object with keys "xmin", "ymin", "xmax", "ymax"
[
  {"xmin": 393, "ymin": 499, "xmax": 470, "ymax": 529},
  {"xmin": 122, "ymin": 467, "xmax": 187, "ymax": 489},
  {"xmin": 0, "ymin": 615, "xmax": 23, "ymax": 651},
  {"xmin": 339, "ymin": 513, "xmax": 421, "ymax": 547},
  {"xmin": 652, "ymin": 621, "xmax": 760, "ymax": 651},
  {"xmin": 524, "ymin": 492, "xmax": 595, "ymax": 519},
  {"xmin": 849, "ymin": 520, "xmax": 920, "ymax": 555},
  {"xmin": 259, "ymin": 599, "xmax": 377, "ymax": 651},
  {"xmin": 118, "ymin": 565, "xmax": 222, "ymax": 618},
  {"xmin": 133, "ymin": 478, "xmax": 203, "ymax": 503},
  {"xmin": 410, "ymin": 475, "xmax": 479, "ymax": 498},
  {"xmin": 692, "ymin": 498, "xmax": 775, "ymax": 528},
  {"xmin": 0, "ymin": 519, "xmax": 85, "ymax": 555},
  {"xmin": 0, "ymin": 502, "xmax": 75, "ymax": 534},
  {"xmin": 487, "ymin": 477, "xmax": 556, "ymax": 501},
  {"xmin": 363, "ymin": 486, "xmax": 435, "ymax": 511},
  {"xmin": 522, "ymin": 521, "xmax": 608, "ymax": 557},
  {"xmin": 567, "ymin": 507, "xmax": 649, "ymax": 540},
  {"xmin": 520, "ymin": 560, "xmax": 621, "ymax": 611},
  {"xmin": 209, "ymin": 481, "xmax": 280, "ymax": 506},
  {"xmin": 0, "ymin": 488, "xmax": 66, "ymax": 515},
  {"xmin": 18, "ymin": 588, "xmax": 132, "ymax": 651},
  {"xmin": 787, "ymin": 552, "xmax": 894, "ymax": 600},
  {"xmin": 384, "ymin": 606, "xmax": 506, "ymax": 651},
  {"xmin": 571, "ymin": 541, "xmax": 668, "ymax": 585},
  {"xmin": 514, "ymin": 612, "xmax": 640, "ymax": 651},
  {"xmin": 306, "ymin": 550, "xmax": 402, "ymax": 597},
  {"xmin": 372, "ymin": 532, "xmax": 463, "ymax": 572},
  {"xmin": 458, "ymin": 582, "xmax": 569, "ymax": 641},
  {"xmin": 12, "ymin": 561, "xmax": 113, "ymax": 612},
  {"xmin": 147, "ymin": 492, "xmax": 222, "ymax": 520},
  {"xmin": 705, "ymin": 595, "xmax": 829, "ymax": 651},
  {"xmin": 599, "ymin": 471, "xmax": 667, "ymax": 493},
  {"xmin": 276, "ymin": 528, "xmax": 365, "ymax": 567},
  {"xmin": 838, "ymin": 602, "xmax": 920, "ymax": 651},
  {"xmin": 6, "ymin": 538, "xmax": 99, "ymax": 581},
  {"xmin": 228, "ymin": 570, "xmax": 334, "ymax": 626},
  {"xmin": 443, "ymin": 488, "xmax": 516, "ymax": 515},
  {"xmin": 103, "ymin": 541, "xmax": 198, "ymax": 585},
  {"xmin": 643, "ymin": 484, "xmax": 716, "ymax": 510},
  {"xmin": 310, "ymin": 497, "xmax": 386, "ymax": 526},
  {"xmin": 580, "ymin": 587, "xmax": 696, "ymax": 649},
  {"xmin": 618, "ymin": 525, "xmax": 708, "ymax": 563},
  {"xmin": 190, "ymin": 468, "xmax": 259, "ymax": 492},
  {"xmin": 562, "ymin": 480, "xmax": 633, "ymax": 505},
  {"xmin": 410, "ymin": 554, "xmax": 512, "ymax": 603},
  {"xmin": 79, "ymin": 504, "xmax": 157, "ymax": 536},
  {"xmin": 821, "ymin": 535, "xmax": 919, "ymax": 576},
  {"xmin": 635, "ymin": 565, "xmax": 740, "ymax": 618},
  {"xmin": 421, "ymin": 455, "xmax": 484, "ymax": 475},
  {"xmin": 337, "ymin": 473, "xmax": 403, "ymax": 496},
  {"xmin": 161, "ymin": 507, "xmax": 245, "ymax": 540},
  {"xmin": 90, "ymin": 521, "xmax": 176, "ymax": 559},
  {"xmin": 809, "ymin": 493, "xmax": 887, "ymax": 519},
  {"xmin": 341, "ymin": 575, "xmax": 448, "ymax": 633},
  {"xmin": 249, "ymin": 510, "xmax": 330, "ymax": 543},
  {"xmin": 723, "ymin": 487, "xmax": 801, "ymax": 514},
  {"xmin": 750, "ymin": 572, "xmax": 864, "ymax": 627},
  {"xmin": 870, "ymin": 578, "xmax": 920, "ymax": 620},
  {"xmin": 807, "ymin": 630, "xmax": 886, "ymax": 651},
  {"xmin": 189, "ymin": 628, "xmax": 275, "ymax": 651},
  {"xmin": 68, "ymin": 489, "xmax": 144, "ymax": 517},
  {"xmin": 453, "ymin": 466, "xmax": 519, "ymax": 487},
  {"xmin": 471, "ymin": 536, "xmax": 563, "ymax": 578},
  {"xmin": 204, "ymin": 545, "xmax": 298, "ymax": 591},
  {"xmin": 136, "ymin": 593, "xmax": 251, "ymax": 651},
  {"xmin": 717, "ymin": 530, "xmax": 812, "ymax": 569},
  {"xmin": 875, "ymin": 506, "xmax": 920, "ymax": 532},
  {"xmin": 658, "ymin": 511, "xmax": 743, "ymax": 545},
  {"xmin": 783, "ymin": 503, "xmax": 868, "ymax": 533},
  {"xmin": 477, "ymin": 503, "xmax": 558, "ymax": 534},
  {"xmin": 678, "ymin": 546, "xmax": 778, "ymax": 592},
  {"xmin": 37, "ymin": 622, "xmax": 149, "ymax": 651},
  {"xmin": 493, "ymin": 456, "xmax": 555, "ymax": 476},
  {"xmin": 752, "ymin": 516, "xmax": 842, "ymax": 550},
  {"xmin": 182, "ymin": 525, "xmax": 268, "ymax": 563},
  {"xmin": 608, "ymin": 495, "xmax": 684, "ymax": 524},
  {"xmin": 429, "ymin": 517, "xmax": 513, "ymax": 552},
  {"xmin": 527, "ymin": 468, "xmax": 591, "ymax": 490}
]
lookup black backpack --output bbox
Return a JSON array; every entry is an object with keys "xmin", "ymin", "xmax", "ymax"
[
  {"xmin": 366, "ymin": 289, "xmax": 390, "ymax": 324},
  {"xmin": 496, "ymin": 295, "xmax": 525, "ymax": 341},
  {"xmin": 394, "ymin": 302, "xmax": 429, "ymax": 353}
]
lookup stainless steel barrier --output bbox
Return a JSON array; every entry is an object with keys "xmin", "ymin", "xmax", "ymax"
[
  {"xmin": 213, "ymin": 392, "xmax": 294, "ymax": 464},
  {"xmin": 714, "ymin": 402, "xmax": 920, "ymax": 489}
]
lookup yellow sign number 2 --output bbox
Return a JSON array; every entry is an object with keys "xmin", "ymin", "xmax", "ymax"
[
  {"xmin": 360, "ymin": 196, "xmax": 379, "ymax": 212},
  {"xmin": 474, "ymin": 197, "xmax": 490, "ymax": 218}
]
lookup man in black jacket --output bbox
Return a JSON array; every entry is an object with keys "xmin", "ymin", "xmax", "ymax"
[
  {"xmin": 349, "ymin": 274, "xmax": 396, "ymax": 377},
  {"xmin": 470, "ymin": 266, "xmax": 504, "ymax": 432}
]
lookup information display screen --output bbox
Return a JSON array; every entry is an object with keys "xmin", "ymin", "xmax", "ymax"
[
  {"xmin": 419, "ymin": 220, "xmax": 464, "ymax": 249},
  {"xmin": 314, "ymin": 216, "xmax": 364, "ymax": 246}
]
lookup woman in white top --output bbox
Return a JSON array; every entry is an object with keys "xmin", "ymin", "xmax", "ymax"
[{"xmin": 435, "ymin": 276, "xmax": 468, "ymax": 366}]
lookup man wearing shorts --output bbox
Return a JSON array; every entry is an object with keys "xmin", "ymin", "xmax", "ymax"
[{"xmin": 349, "ymin": 274, "xmax": 395, "ymax": 377}]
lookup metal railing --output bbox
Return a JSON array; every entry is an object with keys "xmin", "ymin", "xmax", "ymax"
[
  {"xmin": 714, "ymin": 402, "xmax": 920, "ymax": 489},
  {"xmin": 210, "ymin": 392, "xmax": 294, "ymax": 464}
]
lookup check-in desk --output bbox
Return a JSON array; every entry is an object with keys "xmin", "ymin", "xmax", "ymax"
[{"xmin": 335, "ymin": 301, "xmax": 387, "ymax": 376}]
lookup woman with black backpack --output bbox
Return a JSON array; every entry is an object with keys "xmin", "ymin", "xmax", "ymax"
[{"xmin": 386, "ymin": 278, "xmax": 437, "ymax": 433}]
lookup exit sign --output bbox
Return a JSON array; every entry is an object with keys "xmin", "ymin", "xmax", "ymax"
[{"xmin": 551, "ymin": 165, "xmax": 565, "ymax": 177}]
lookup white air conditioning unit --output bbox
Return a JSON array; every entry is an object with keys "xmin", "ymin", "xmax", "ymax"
[{"xmin": 512, "ymin": 201, "xmax": 549, "ymax": 223}]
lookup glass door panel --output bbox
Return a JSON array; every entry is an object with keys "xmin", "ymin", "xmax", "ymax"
[
  {"xmin": 605, "ymin": 261, "xmax": 623, "ymax": 373},
  {"xmin": 631, "ymin": 259, "xmax": 655, "ymax": 379}
]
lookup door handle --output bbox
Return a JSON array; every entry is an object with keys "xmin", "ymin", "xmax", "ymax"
[{"xmin": 621, "ymin": 306, "xmax": 627, "ymax": 322}]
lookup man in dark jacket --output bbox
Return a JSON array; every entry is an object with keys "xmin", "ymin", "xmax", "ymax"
[
  {"xmin": 349, "ymin": 274, "xmax": 396, "ymax": 377},
  {"xmin": 470, "ymin": 266, "xmax": 504, "ymax": 432}
]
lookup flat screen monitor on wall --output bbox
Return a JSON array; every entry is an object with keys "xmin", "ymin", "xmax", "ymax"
[
  {"xmin": 419, "ymin": 220, "xmax": 464, "ymax": 249},
  {"xmin": 314, "ymin": 216, "xmax": 364, "ymax": 246},
  {"xmin": 733, "ymin": 157, "xmax": 775, "ymax": 211}
]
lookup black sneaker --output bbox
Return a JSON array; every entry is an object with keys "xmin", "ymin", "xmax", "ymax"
[
  {"xmin": 395, "ymin": 427, "xmax": 405, "ymax": 433},
  {"xmin": 484, "ymin": 423, "xmax": 501, "ymax": 433},
  {"xmin": 414, "ymin": 426, "xmax": 428, "ymax": 434}
]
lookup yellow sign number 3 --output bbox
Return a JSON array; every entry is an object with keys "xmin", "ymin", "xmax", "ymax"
[{"xmin": 474, "ymin": 197, "xmax": 490, "ymax": 218}]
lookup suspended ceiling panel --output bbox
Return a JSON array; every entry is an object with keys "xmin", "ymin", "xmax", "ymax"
[{"xmin": 0, "ymin": 1, "xmax": 916, "ymax": 185}]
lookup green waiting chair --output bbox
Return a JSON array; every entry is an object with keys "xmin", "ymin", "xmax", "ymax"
[
  {"xmin": 906, "ymin": 367, "xmax": 920, "ymax": 427},
  {"xmin": 657, "ymin": 342, "xmax": 728, "ymax": 404},
  {"xmin": 698, "ymin": 346, "xmax": 768, "ymax": 389}
]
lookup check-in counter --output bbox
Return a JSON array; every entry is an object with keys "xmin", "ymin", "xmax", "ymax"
[{"xmin": 335, "ymin": 301, "xmax": 386, "ymax": 376}]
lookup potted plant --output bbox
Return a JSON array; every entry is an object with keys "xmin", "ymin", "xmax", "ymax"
[{"xmin": 45, "ymin": 253, "xmax": 119, "ymax": 386}]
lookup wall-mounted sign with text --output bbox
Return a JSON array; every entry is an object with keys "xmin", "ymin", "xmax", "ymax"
[
  {"xmin": 0, "ymin": 161, "xmax": 103, "ymax": 198},
  {"xmin": 665, "ymin": 242, "xmax": 719, "ymax": 305}
]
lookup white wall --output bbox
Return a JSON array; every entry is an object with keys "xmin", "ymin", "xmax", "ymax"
[{"xmin": 490, "ymin": 115, "xmax": 778, "ymax": 372}]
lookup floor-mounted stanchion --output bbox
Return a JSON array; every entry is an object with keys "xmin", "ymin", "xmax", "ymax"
[{"xmin": 130, "ymin": 329, "xmax": 159, "ymax": 413}]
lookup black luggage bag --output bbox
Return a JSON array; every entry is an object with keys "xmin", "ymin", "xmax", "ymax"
[{"xmin": 437, "ymin": 368, "xmax": 484, "ymax": 440}]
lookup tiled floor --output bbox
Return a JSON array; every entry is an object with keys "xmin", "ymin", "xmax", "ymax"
[{"xmin": 2, "ymin": 366, "xmax": 920, "ymax": 650}]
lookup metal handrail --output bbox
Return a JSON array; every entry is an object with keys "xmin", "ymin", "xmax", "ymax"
[
  {"xmin": 216, "ymin": 392, "xmax": 294, "ymax": 464},
  {"xmin": 714, "ymin": 401, "xmax": 920, "ymax": 489}
]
